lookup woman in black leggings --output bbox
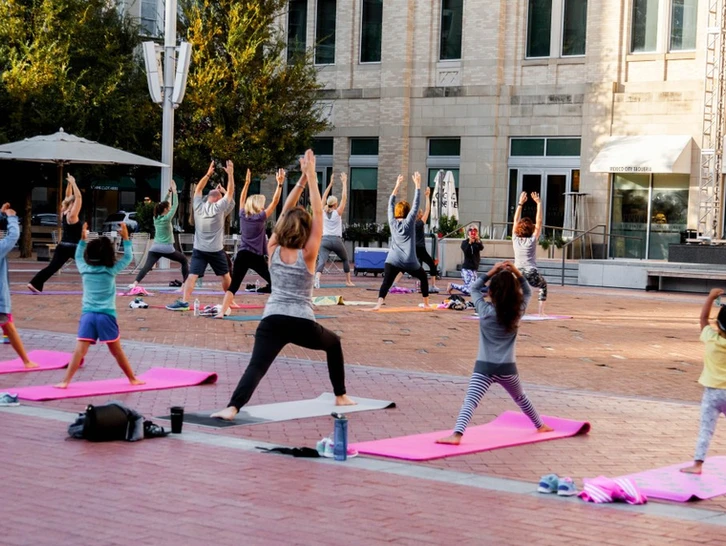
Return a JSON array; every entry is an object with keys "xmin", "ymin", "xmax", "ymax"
[
  {"xmin": 211, "ymin": 149, "xmax": 355, "ymax": 420},
  {"xmin": 28, "ymin": 174, "xmax": 82, "ymax": 293},
  {"xmin": 372, "ymin": 172, "xmax": 431, "ymax": 310}
]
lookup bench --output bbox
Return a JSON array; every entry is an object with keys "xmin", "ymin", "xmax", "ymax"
[{"xmin": 646, "ymin": 269, "xmax": 726, "ymax": 291}]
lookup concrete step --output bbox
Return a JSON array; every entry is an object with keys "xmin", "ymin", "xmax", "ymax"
[{"xmin": 444, "ymin": 258, "xmax": 580, "ymax": 286}]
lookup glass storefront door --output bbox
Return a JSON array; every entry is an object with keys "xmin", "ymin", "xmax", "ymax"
[
  {"xmin": 514, "ymin": 170, "xmax": 570, "ymax": 236},
  {"xmin": 648, "ymin": 175, "xmax": 689, "ymax": 260},
  {"xmin": 610, "ymin": 174, "xmax": 649, "ymax": 259},
  {"xmin": 545, "ymin": 173, "xmax": 568, "ymax": 237},
  {"xmin": 520, "ymin": 172, "xmax": 542, "ymax": 222}
]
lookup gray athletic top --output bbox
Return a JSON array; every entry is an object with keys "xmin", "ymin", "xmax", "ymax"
[
  {"xmin": 386, "ymin": 189, "xmax": 421, "ymax": 270},
  {"xmin": 193, "ymin": 195, "xmax": 235, "ymax": 252},
  {"xmin": 470, "ymin": 273, "xmax": 532, "ymax": 376},
  {"xmin": 513, "ymin": 236, "xmax": 537, "ymax": 269},
  {"xmin": 262, "ymin": 246, "xmax": 315, "ymax": 321}
]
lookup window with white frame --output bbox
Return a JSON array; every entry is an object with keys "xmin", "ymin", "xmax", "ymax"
[
  {"xmin": 440, "ymin": 0, "xmax": 464, "ymax": 60},
  {"xmin": 631, "ymin": 0, "xmax": 698, "ymax": 53},
  {"xmin": 287, "ymin": 0, "xmax": 308, "ymax": 63},
  {"xmin": 360, "ymin": 0, "xmax": 383, "ymax": 63},
  {"xmin": 140, "ymin": 0, "xmax": 160, "ymax": 36},
  {"xmin": 526, "ymin": 0, "xmax": 588, "ymax": 58},
  {"xmin": 349, "ymin": 139, "xmax": 379, "ymax": 224},
  {"xmin": 427, "ymin": 138, "xmax": 461, "ymax": 203},
  {"xmin": 315, "ymin": 0, "xmax": 336, "ymax": 64}
]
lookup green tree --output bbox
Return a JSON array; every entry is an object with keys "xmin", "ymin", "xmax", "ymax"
[
  {"xmin": 0, "ymin": 0, "xmax": 159, "ymax": 256},
  {"xmin": 177, "ymin": 0, "xmax": 329, "ymax": 176}
]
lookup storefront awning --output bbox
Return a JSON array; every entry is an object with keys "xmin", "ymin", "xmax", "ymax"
[
  {"xmin": 91, "ymin": 177, "xmax": 136, "ymax": 191},
  {"xmin": 590, "ymin": 135, "xmax": 692, "ymax": 174}
]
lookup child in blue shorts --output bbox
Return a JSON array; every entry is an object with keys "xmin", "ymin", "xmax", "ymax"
[
  {"xmin": 0, "ymin": 203, "xmax": 37, "ymax": 368},
  {"xmin": 55, "ymin": 223, "xmax": 144, "ymax": 388}
]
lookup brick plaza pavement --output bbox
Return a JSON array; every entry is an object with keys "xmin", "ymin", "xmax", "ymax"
[{"xmin": 2, "ymin": 260, "xmax": 726, "ymax": 544}]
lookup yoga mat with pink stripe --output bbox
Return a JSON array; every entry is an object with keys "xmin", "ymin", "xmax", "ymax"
[
  {"xmin": 350, "ymin": 411, "xmax": 590, "ymax": 461},
  {"xmin": 11, "ymin": 367, "xmax": 218, "ymax": 401},
  {"xmin": 0, "ymin": 350, "xmax": 73, "ymax": 374},
  {"xmin": 620, "ymin": 457, "xmax": 726, "ymax": 501}
]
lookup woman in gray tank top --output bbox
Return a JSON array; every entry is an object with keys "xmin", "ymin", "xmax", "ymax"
[
  {"xmin": 512, "ymin": 191, "xmax": 548, "ymax": 316},
  {"xmin": 212, "ymin": 150, "xmax": 356, "ymax": 421}
]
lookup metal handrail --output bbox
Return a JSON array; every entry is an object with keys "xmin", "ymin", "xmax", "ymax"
[
  {"xmin": 488, "ymin": 221, "xmax": 601, "ymax": 239},
  {"xmin": 559, "ymin": 225, "xmax": 643, "ymax": 286}
]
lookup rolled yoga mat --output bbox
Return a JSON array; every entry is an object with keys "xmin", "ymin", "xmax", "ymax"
[
  {"xmin": 620, "ymin": 457, "xmax": 726, "ymax": 501},
  {"xmin": 350, "ymin": 411, "xmax": 590, "ymax": 461},
  {"xmin": 11, "ymin": 367, "xmax": 218, "ymax": 401},
  {"xmin": 0, "ymin": 350, "xmax": 74, "ymax": 374},
  {"xmin": 156, "ymin": 393, "xmax": 396, "ymax": 428}
]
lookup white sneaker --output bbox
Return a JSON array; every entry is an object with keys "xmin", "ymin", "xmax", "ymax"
[
  {"xmin": 129, "ymin": 298, "xmax": 149, "ymax": 309},
  {"xmin": 314, "ymin": 275, "xmax": 321, "ymax": 289}
]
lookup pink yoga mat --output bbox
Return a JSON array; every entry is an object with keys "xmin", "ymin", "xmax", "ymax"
[
  {"xmin": 350, "ymin": 411, "xmax": 590, "ymax": 461},
  {"xmin": 0, "ymin": 350, "xmax": 73, "ymax": 374},
  {"xmin": 11, "ymin": 367, "xmax": 218, "ymax": 401},
  {"xmin": 620, "ymin": 457, "xmax": 726, "ymax": 501}
]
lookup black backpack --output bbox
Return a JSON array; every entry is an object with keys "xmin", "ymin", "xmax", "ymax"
[{"xmin": 68, "ymin": 402, "xmax": 140, "ymax": 442}]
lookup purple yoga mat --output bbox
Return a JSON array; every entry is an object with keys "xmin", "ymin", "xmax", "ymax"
[
  {"xmin": 0, "ymin": 350, "xmax": 73, "ymax": 374},
  {"xmin": 12, "ymin": 290, "xmax": 84, "ymax": 295},
  {"xmin": 11, "ymin": 367, "xmax": 218, "ymax": 401},
  {"xmin": 350, "ymin": 411, "xmax": 590, "ymax": 461},
  {"xmin": 620, "ymin": 457, "xmax": 726, "ymax": 501}
]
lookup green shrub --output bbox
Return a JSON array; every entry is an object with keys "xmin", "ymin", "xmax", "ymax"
[{"xmin": 135, "ymin": 202, "xmax": 155, "ymax": 235}]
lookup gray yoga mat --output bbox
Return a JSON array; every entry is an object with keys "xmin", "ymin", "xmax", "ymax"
[{"xmin": 157, "ymin": 393, "xmax": 396, "ymax": 428}]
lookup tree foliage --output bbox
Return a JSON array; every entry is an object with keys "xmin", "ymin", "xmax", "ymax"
[{"xmin": 177, "ymin": 0, "xmax": 329, "ymax": 175}]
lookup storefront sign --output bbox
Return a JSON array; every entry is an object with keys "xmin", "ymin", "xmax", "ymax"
[{"xmin": 610, "ymin": 166, "xmax": 652, "ymax": 173}]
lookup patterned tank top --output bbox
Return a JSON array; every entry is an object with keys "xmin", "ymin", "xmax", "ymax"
[{"xmin": 262, "ymin": 246, "xmax": 315, "ymax": 321}]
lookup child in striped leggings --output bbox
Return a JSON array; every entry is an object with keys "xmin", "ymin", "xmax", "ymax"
[
  {"xmin": 437, "ymin": 261, "xmax": 553, "ymax": 445},
  {"xmin": 681, "ymin": 289, "xmax": 726, "ymax": 475}
]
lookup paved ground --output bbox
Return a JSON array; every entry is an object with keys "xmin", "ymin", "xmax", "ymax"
[{"xmin": 2, "ymin": 258, "xmax": 726, "ymax": 545}]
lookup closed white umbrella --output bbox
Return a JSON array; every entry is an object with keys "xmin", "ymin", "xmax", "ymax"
[
  {"xmin": 444, "ymin": 170, "xmax": 459, "ymax": 221},
  {"xmin": 0, "ymin": 128, "xmax": 167, "ymax": 231},
  {"xmin": 430, "ymin": 170, "xmax": 444, "ymax": 230}
]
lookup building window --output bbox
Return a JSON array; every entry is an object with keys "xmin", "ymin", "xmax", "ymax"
[
  {"xmin": 631, "ymin": 0, "xmax": 659, "ymax": 53},
  {"xmin": 140, "ymin": 0, "xmax": 159, "ymax": 36},
  {"xmin": 609, "ymin": 173, "xmax": 688, "ymax": 259},
  {"xmin": 427, "ymin": 138, "xmax": 461, "ymax": 207},
  {"xmin": 527, "ymin": 0, "xmax": 553, "ymax": 58},
  {"xmin": 511, "ymin": 137, "xmax": 581, "ymax": 157},
  {"xmin": 562, "ymin": 0, "xmax": 588, "ymax": 56},
  {"xmin": 351, "ymin": 138, "xmax": 379, "ymax": 155},
  {"xmin": 312, "ymin": 137, "xmax": 334, "ymax": 156},
  {"xmin": 360, "ymin": 0, "xmax": 383, "ymax": 63},
  {"xmin": 440, "ymin": 0, "xmax": 464, "ymax": 60},
  {"xmin": 315, "ymin": 0, "xmax": 336, "ymax": 64},
  {"xmin": 287, "ymin": 0, "xmax": 308, "ymax": 63},
  {"xmin": 349, "ymin": 168, "xmax": 378, "ymax": 224},
  {"xmin": 670, "ymin": 0, "xmax": 697, "ymax": 51}
]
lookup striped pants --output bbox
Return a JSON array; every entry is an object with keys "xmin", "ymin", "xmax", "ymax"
[{"xmin": 453, "ymin": 373, "xmax": 543, "ymax": 434}]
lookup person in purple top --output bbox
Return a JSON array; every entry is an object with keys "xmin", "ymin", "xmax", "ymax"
[{"xmin": 215, "ymin": 168, "xmax": 284, "ymax": 318}]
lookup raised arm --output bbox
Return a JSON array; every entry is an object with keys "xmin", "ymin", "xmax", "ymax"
[
  {"xmin": 0, "ymin": 204, "xmax": 20, "ymax": 258},
  {"xmin": 239, "ymin": 168, "xmax": 251, "ymax": 212},
  {"xmin": 531, "ymin": 192, "xmax": 543, "ymax": 239},
  {"xmin": 406, "ymin": 172, "xmax": 422, "ymax": 224},
  {"xmin": 338, "ymin": 172, "xmax": 348, "ymax": 214},
  {"xmin": 280, "ymin": 167, "xmax": 308, "ymax": 215},
  {"xmin": 158, "ymin": 183, "xmax": 178, "ymax": 222},
  {"xmin": 67, "ymin": 175, "xmax": 82, "ymax": 222},
  {"xmin": 421, "ymin": 186, "xmax": 431, "ymax": 224},
  {"xmin": 702, "ymin": 288, "xmax": 724, "ymax": 329},
  {"xmin": 303, "ymin": 150, "xmax": 323, "ymax": 257},
  {"xmin": 322, "ymin": 177, "xmax": 333, "ymax": 203},
  {"xmin": 74, "ymin": 223, "xmax": 90, "ymax": 273},
  {"xmin": 195, "ymin": 161, "xmax": 215, "ymax": 197},
  {"xmin": 111, "ymin": 223, "xmax": 133, "ymax": 274},
  {"xmin": 223, "ymin": 160, "xmax": 235, "ymax": 210},
  {"xmin": 264, "ymin": 168, "xmax": 285, "ymax": 218},
  {"xmin": 388, "ymin": 175, "xmax": 404, "ymax": 225},
  {"xmin": 513, "ymin": 191, "xmax": 527, "ymax": 226}
]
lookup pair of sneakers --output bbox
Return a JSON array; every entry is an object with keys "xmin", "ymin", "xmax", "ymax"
[
  {"xmin": 538, "ymin": 474, "xmax": 577, "ymax": 496},
  {"xmin": 129, "ymin": 298, "xmax": 149, "ymax": 309}
]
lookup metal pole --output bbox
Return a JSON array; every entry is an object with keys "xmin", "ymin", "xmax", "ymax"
[
  {"xmin": 159, "ymin": 0, "xmax": 177, "ymax": 269},
  {"xmin": 161, "ymin": 0, "xmax": 176, "ymax": 199}
]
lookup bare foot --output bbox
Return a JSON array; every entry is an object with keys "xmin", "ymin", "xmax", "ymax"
[
  {"xmin": 23, "ymin": 361, "xmax": 39, "ymax": 369},
  {"xmin": 436, "ymin": 433, "xmax": 462, "ymax": 445},
  {"xmin": 27, "ymin": 283, "xmax": 41, "ymax": 294},
  {"xmin": 129, "ymin": 378, "xmax": 146, "ymax": 386},
  {"xmin": 446, "ymin": 283, "xmax": 453, "ymax": 295},
  {"xmin": 537, "ymin": 424, "xmax": 554, "ymax": 433},
  {"xmin": 371, "ymin": 305, "xmax": 382, "ymax": 311},
  {"xmin": 54, "ymin": 381, "xmax": 69, "ymax": 389},
  {"xmin": 213, "ymin": 313, "xmax": 226, "ymax": 320},
  {"xmin": 346, "ymin": 282, "xmax": 356, "ymax": 287},
  {"xmin": 211, "ymin": 406, "xmax": 238, "ymax": 421},
  {"xmin": 335, "ymin": 395, "xmax": 357, "ymax": 406},
  {"xmin": 680, "ymin": 463, "xmax": 703, "ymax": 475}
]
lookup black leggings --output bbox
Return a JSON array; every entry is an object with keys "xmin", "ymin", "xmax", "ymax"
[
  {"xmin": 135, "ymin": 250, "xmax": 189, "ymax": 283},
  {"xmin": 378, "ymin": 263, "xmax": 429, "ymax": 298},
  {"xmin": 228, "ymin": 315, "xmax": 347, "ymax": 409},
  {"xmin": 228, "ymin": 250, "xmax": 272, "ymax": 295},
  {"xmin": 29, "ymin": 243, "xmax": 77, "ymax": 291},
  {"xmin": 416, "ymin": 246, "xmax": 438, "ymax": 277}
]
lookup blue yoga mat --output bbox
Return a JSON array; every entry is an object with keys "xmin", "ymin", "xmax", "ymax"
[
  {"xmin": 223, "ymin": 315, "xmax": 335, "ymax": 322},
  {"xmin": 319, "ymin": 284, "xmax": 349, "ymax": 289}
]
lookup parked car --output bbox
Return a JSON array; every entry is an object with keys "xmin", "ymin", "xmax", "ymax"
[
  {"xmin": 102, "ymin": 211, "xmax": 138, "ymax": 233},
  {"xmin": 32, "ymin": 213, "xmax": 59, "ymax": 226}
]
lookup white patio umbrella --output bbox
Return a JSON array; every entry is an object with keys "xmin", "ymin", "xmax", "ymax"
[
  {"xmin": 430, "ymin": 169, "xmax": 459, "ymax": 231},
  {"xmin": 0, "ymin": 128, "xmax": 166, "ymax": 231}
]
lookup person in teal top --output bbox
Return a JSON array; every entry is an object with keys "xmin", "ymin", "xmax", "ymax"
[
  {"xmin": 55, "ymin": 223, "xmax": 144, "ymax": 388},
  {"xmin": 128, "ymin": 178, "xmax": 189, "ymax": 290}
]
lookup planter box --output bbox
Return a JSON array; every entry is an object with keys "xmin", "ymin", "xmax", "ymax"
[
  {"xmin": 436, "ymin": 237, "xmax": 465, "ymax": 274},
  {"xmin": 482, "ymin": 240, "xmax": 515, "ymax": 259}
]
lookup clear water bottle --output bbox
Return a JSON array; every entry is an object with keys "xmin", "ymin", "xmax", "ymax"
[
  {"xmin": 193, "ymin": 298, "xmax": 200, "ymax": 316},
  {"xmin": 332, "ymin": 412, "xmax": 348, "ymax": 461},
  {"xmin": 255, "ymin": 279, "xmax": 260, "ymax": 292},
  {"xmin": 2, "ymin": 335, "xmax": 9, "ymax": 344}
]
